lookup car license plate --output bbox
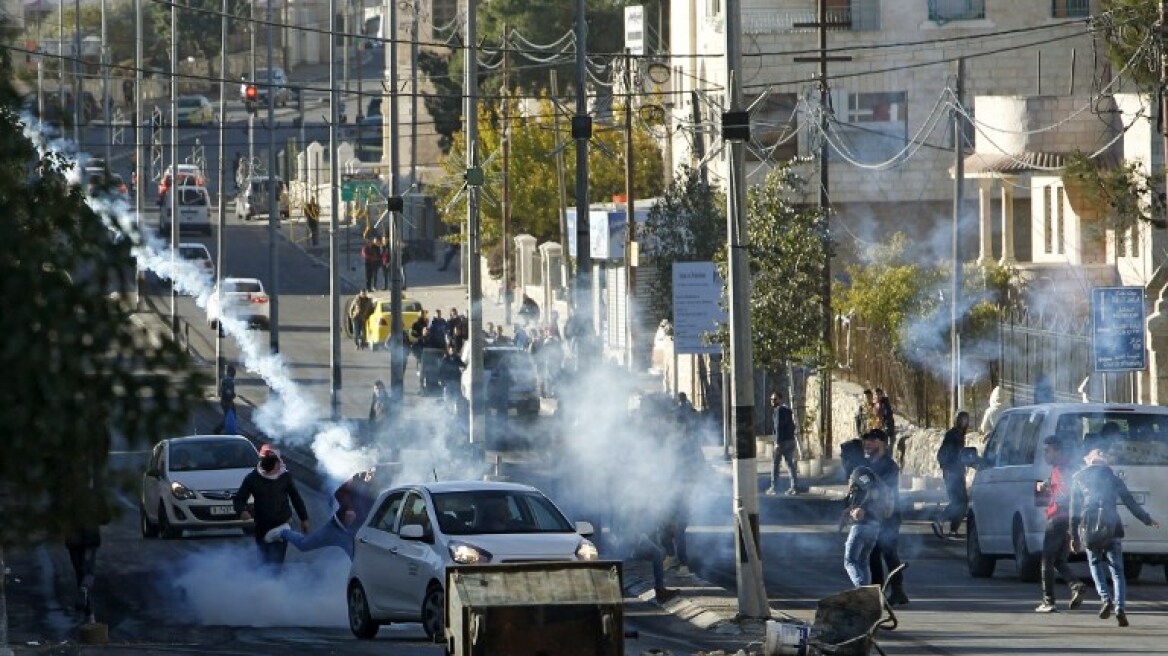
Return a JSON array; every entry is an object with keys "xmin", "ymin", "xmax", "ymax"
[{"xmin": 209, "ymin": 505, "xmax": 235, "ymax": 516}]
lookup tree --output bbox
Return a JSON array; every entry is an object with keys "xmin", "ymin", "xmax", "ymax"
[
  {"xmin": 150, "ymin": 0, "xmax": 249, "ymax": 82},
  {"xmin": 723, "ymin": 161, "xmax": 830, "ymax": 372},
  {"xmin": 437, "ymin": 97, "xmax": 664, "ymax": 253},
  {"xmin": 640, "ymin": 166, "xmax": 725, "ymax": 324},
  {"xmin": 418, "ymin": 49, "xmax": 463, "ymax": 154},
  {"xmin": 1098, "ymin": 0, "xmax": 1158, "ymax": 91},
  {"xmin": 0, "ymin": 42, "xmax": 207, "ymax": 547}
]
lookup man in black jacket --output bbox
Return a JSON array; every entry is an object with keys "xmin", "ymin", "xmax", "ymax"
[{"xmin": 233, "ymin": 444, "xmax": 310, "ymax": 568}]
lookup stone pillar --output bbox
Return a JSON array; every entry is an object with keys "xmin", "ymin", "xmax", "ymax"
[
  {"xmin": 539, "ymin": 242, "xmax": 562, "ymax": 319},
  {"xmin": 977, "ymin": 178, "xmax": 993, "ymax": 265},
  {"xmin": 999, "ymin": 179, "xmax": 1016, "ymax": 265},
  {"xmin": 514, "ymin": 233, "xmax": 538, "ymax": 291},
  {"xmin": 1145, "ymin": 270, "xmax": 1168, "ymax": 404}
]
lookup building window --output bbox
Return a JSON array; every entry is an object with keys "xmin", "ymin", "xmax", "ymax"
[
  {"xmin": 747, "ymin": 93, "xmax": 799, "ymax": 162},
  {"xmin": 1055, "ymin": 187, "xmax": 1065, "ymax": 255},
  {"xmin": 1044, "ymin": 186, "xmax": 1053, "ymax": 254},
  {"xmin": 827, "ymin": 90, "xmax": 908, "ymax": 164},
  {"xmin": 928, "ymin": 0, "xmax": 985, "ymax": 22},
  {"xmin": 1051, "ymin": 0, "xmax": 1090, "ymax": 18},
  {"xmin": 825, "ymin": 0, "xmax": 881, "ymax": 31}
]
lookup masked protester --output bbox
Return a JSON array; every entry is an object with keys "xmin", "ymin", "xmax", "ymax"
[
  {"xmin": 233, "ymin": 444, "xmax": 309, "ymax": 568},
  {"xmin": 269, "ymin": 464, "xmax": 396, "ymax": 559}
]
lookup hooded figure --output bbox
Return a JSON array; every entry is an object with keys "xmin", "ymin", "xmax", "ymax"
[
  {"xmin": 233, "ymin": 444, "xmax": 310, "ymax": 568},
  {"xmin": 979, "ymin": 386, "xmax": 1004, "ymax": 434}
]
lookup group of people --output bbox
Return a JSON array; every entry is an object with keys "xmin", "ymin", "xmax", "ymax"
[{"xmin": 360, "ymin": 236, "xmax": 407, "ymax": 293}]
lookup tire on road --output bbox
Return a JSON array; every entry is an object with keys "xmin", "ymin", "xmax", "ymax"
[
  {"xmin": 1013, "ymin": 518, "xmax": 1040, "ymax": 583},
  {"xmin": 421, "ymin": 581, "xmax": 444, "ymax": 643},
  {"xmin": 966, "ymin": 515, "xmax": 995, "ymax": 578},
  {"xmin": 347, "ymin": 581, "xmax": 381, "ymax": 639}
]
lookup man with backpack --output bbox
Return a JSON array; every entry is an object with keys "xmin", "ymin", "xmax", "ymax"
[
  {"xmin": 1070, "ymin": 446, "xmax": 1159, "ymax": 627},
  {"xmin": 842, "ymin": 429, "xmax": 898, "ymax": 589},
  {"xmin": 1035, "ymin": 434, "xmax": 1088, "ymax": 614}
]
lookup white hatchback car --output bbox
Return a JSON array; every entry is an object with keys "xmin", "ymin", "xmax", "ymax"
[
  {"xmin": 346, "ymin": 481, "xmax": 597, "ymax": 641},
  {"xmin": 207, "ymin": 277, "xmax": 270, "ymax": 329},
  {"xmin": 140, "ymin": 435, "xmax": 259, "ymax": 539}
]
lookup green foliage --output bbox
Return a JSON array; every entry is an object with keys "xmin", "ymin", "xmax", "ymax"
[
  {"xmin": 418, "ymin": 50, "xmax": 463, "ymax": 154},
  {"xmin": 835, "ymin": 233, "xmax": 945, "ymax": 345},
  {"xmin": 710, "ymin": 162, "xmax": 828, "ymax": 371},
  {"xmin": 438, "ymin": 97, "xmax": 663, "ymax": 257},
  {"xmin": 1061, "ymin": 150, "xmax": 1166, "ymax": 230},
  {"xmin": 0, "ymin": 46, "xmax": 206, "ymax": 547},
  {"xmin": 640, "ymin": 167, "xmax": 726, "ymax": 323},
  {"xmin": 149, "ymin": 0, "xmax": 248, "ymax": 81},
  {"xmin": 1098, "ymin": 0, "xmax": 1159, "ymax": 91}
]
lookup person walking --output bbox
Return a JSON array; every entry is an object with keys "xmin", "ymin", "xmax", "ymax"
[
  {"xmin": 270, "ymin": 464, "xmax": 395, "ymax": 559},
  {"xmin": 842, "ymin": 429, "xmax": 893, "ymax": 588},
  {"xmin": 437, "ymin": 242, "xmax": 458, "ymax": 271},
  {"xmin": 766, "ymin": 392, "xmax": 800, "ymax": 496},
  {"xmin": 215, "ymin": 365, "xmax": 238, "ymax": 434},
  {"xmin": 233, "ymin": 445, "xmax": 310, "ymax": 569},
  {"xmin": 378, "ymin": 236, "xmax": 391, "ymax": 290},
  {"xmin": 232, "ymin": 152, "xmax": 245, "ymax": 192},
  {"xmin": 1032, "ymin": 435, "xmax": 1089, "ymax": 613},
  {"xmin": 368, "ymin": 380, "xmax": 390, "ymax": 445},
  {"xmin": 1070, "ymin": 446, "xmax": 1159, "ymax": 626},
  {"xmin": 303, "ymin": 195, "xmax": 321, "ymax": 246},
  {"xmin": 438, "ymin": 344, "xmax": 466, "ymax": 405},
  {"xmin": 863, "ymin": 429, "xmax": 909, "ymax": 605},
  {"xmin": 360, "ymin": 238, "xmax": 381, "ymax": 292},
  {"xmin": 933, "ymin": 411, "xmax": 971, "ymax": 539},
  {"xmin": 350, "ymin": 291, "xmax": 374, "ymax": 349},
  {"xmin": 875, "ymin": 388, "xmax": 899, "ymax": 461}
]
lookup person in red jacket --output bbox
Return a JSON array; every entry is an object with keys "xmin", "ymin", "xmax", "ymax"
[{"xmin": 1034, "ymin": 434, "xmax": 1087, "ymax": 613}]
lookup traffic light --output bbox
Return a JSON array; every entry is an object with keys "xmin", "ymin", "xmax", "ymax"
[{"xmin": 245, "ymin": 85, "xmax": 258, "ymax": 114}]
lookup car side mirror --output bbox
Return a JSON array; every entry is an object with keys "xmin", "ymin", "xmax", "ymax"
[
  {"xmin": 959, "ymin": 446, "xmax": 984, "ymax": 469},
  {"xmin": 399, "ymin": 523, "xmax": 430, "ymax": 542},
  {"xmin": 575, "ymin": 520, "xmax": 595, "ymax": 538}
]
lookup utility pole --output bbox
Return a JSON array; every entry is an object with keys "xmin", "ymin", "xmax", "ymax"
[
  {"xmin": 249, "ymin": 2, "xmax": 256, "ymax": 179},
  {"xmin": 73, "ymin": 0, "xmax": 81, "ymax": 147},
  {"xmin": 501, "ymin": 23, "xmax": 511, "ymax": 327},
  {"xmin": 169, "ymin": 0, "xmax": 178, "ymax": 336},
  {"xmin": 409, "ymin": 2, "xmax": 419, "ymax": 187},
  {"xmin": 950, "ymin": 57, "xmax": 966, "ymax": 417},
  {"xmin": 572, "ymin": 0, "xmax": 593, "ymax": 337},
  {"xmin": 550, "ymin": 70, "xmax": 571, "ymax": 297},
  {"xmin": 388, "ymin": 0, "xmax": 405, "ymax": 402},
  {"xmin": 722, "ymin": 0, "xmax": 767, "ymax": 619},
  {"xmin": 794, "ymin": 1, "xmax": 849, "ymax": 459},
  {"xmin": 466, "ymin": 0, "xmax": 485, "ymax": 445},
  {"xmin": 216, "ymin": 0, "xmax": 229, "ymax": 384},
  {"xmin": 623, "ymin": 48, "xmax": 636, "ymax": 370},
  {"xmin": 134, "ymin": 0, "xmax": 143, "ymax": 309},
  {"xmin": 101, "ymin": 0, "xmax": 110, "ymax": 164},
  {"xmin": 267, "ymin": 0, "xmax": 280, "ymax": 354},
  {"xmin": 330, "ymin": 0, "xmax": 343, "ymax": 419}
]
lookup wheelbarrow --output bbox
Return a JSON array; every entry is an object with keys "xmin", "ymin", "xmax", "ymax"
[{"xmin": 766, "ymin": 565, "xmax": 904, "ymax": 656}]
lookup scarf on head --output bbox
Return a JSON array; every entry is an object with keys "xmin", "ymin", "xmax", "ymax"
[{"xmin": 258, "ymin": 461, "xmax": 287, "ymax": 480}]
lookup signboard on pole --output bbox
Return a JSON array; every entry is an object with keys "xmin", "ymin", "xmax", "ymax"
[
  {"xmin": 672, "ymin": 261, "xmax": 725, "ymax": 354},
  {"xmin": 1092, "ymin": 286, "xmax": 1147, "ymax": 372},
  {"xmin": 624, "ymin": 5, "xmax": 645, "ymax": 56}
]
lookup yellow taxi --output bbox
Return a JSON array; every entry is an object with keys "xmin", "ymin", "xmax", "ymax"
[{"xmin": 364, "ymin": 296, "xmax": 424, "ymax": 347}]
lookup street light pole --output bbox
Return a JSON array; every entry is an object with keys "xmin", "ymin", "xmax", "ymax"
[
  {"xmin": 466, "ymin": 0, "xmax": 485, "ymax": 445},
  {"xmin": 216, "ymin": 0, "xmax": 228, "ymax": 385},
  {"xmin": 329, "ymin": 0, "xmax": 343, "ymax": 419},
  {"xmin": 267, "ymin": 0, "xmax": 280, "ymax": 354},
  {"xmin": 169, "ymin": 0, "xmax": 179, "ymax": 337},
  {"xmin": 387, "ymin": 0, "xmax": 405, "ymax": 401}
]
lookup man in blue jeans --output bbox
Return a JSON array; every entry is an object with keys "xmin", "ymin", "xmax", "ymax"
[{"xmin": 267, "ymin": 464, "xmax": 396, "ymax": 559}]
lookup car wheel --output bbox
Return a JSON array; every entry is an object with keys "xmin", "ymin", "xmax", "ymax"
[
  {"xmin": 140, "ymin": 504, "xmax": 159, "ymax": 538},
  {"xmin": 1012, "ymin": 519, "xmax": 1040, "ymax": 583},
  {"xmin": 158, "ymin": 502, "xmax": 181, "ymax": 540},
  {"xmin": 420, "ymin": 582, "xmax": 444, "ymax": 643},
  {"xmin": 1123, "ymin": 557, "xmax": 1143, "ymax": 581},
  {"xmin": 965, "ymin": 516, "xmax": 995, "ymax": 578},
  {"xmin": 347, "ymin": 581, "xmax": 380, "ymax": 639}
]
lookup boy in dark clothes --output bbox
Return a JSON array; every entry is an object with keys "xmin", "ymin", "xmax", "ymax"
[{"xmin": 233, "ymin": 444, "xmax": 310, "ymax": 568}]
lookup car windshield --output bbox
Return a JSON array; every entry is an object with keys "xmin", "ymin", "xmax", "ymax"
[
  {"xmin": 169, "ymin": 440, "xmax": 257, "ymax": 472},
  {"xmin": 1052, "ymin": 411, "xmax": 1168, "ymax": 466},
  {"xmin": 177, "ymin": 97, "xmax": 202, "ymax": 107},
  {"xmin": 432, "ymin": 490, "xmax": 574, "ymax": 535},
  {"xmin": 223, "ymin": 280, "xmax": 262, "ymax": 293},
  {"xmin": 179, "ymin": 246, "xmax": 208, "ymax": 260}
]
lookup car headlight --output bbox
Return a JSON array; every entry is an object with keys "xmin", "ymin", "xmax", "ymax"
[
  {"xmin": 170, "ymin": 481, "xmax": 197, "ymax": 500},
  {"xmin": 576, "ymin": 539, "xmax": 599, "ymax": 561},
  {"xmin": 449, "ymin": 541, "xmax": 493, "ymax": 564}
]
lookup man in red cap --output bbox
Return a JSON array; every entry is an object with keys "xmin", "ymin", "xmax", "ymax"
[{"xmin": 232, "ymin": 444, "xmax": 309, "ymax": 568}]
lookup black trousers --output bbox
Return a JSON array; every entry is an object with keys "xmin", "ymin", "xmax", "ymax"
[
  {"xmin": 870, "ymin": 516, "xmax": 905, "ymax": 590},
  {"xmin": 940, "ymin": 468, "xmax": 968, "ymax": 533},
  {"xmin": 1041, "ymin": 516, "xmax": 1081, "ymax": 603}
]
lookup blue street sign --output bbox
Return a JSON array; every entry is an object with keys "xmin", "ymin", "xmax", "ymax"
[{"xmin": 1092, "ymin": 286, "xmax": 1146, "ymax": 373}]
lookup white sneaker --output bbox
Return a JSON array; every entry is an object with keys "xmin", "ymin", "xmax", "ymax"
[{"xmin": 264, "ymin": 523, "xmax": 290, "ymax": 543}]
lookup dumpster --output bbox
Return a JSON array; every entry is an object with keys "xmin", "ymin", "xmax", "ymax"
[{"xmin": 445, "ymin": 560, "xmax": 624, "ymax": 656}]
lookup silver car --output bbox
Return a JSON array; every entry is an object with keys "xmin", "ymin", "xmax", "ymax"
[{"xmin": 140, "ymin": 435, "xmax": 259, "ymax": 539}]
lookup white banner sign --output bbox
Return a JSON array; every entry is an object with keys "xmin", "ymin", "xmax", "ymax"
[
  {"xmin": 672, "ymin": 261, "xmax": 725, "ymax": 354},
  {"xmin": 624, "ymin": 5, "xmax": 645, "ymax": 56}
]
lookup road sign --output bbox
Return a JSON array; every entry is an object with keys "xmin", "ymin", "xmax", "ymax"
[
  {"xmin": 1092, "ymin": 286, "xmax": 1146, "ymax": 372},
  {"xmin": 672, "ymin": 261, "xmax": 726, "ymax": 355},
  {"xmin": 624, "ymin": 5, "xmax": 644, "ymax": 56},
  {"xmin": 342, "ymin": 180, "xmax": 380, "ymax": 202}
]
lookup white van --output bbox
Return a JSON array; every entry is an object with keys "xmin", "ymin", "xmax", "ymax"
[
  {"xmin": 966, "ymin": 402, "xmax": 1168, "ymax": 583},
  {"xmin": 160, "ymin": 184, "xmax": 212, "ymax": 236}
]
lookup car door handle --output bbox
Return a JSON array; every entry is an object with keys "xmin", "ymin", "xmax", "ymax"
[{"xmin": 358, "ymin": 537, "xmax": 370, "ymax": 544}]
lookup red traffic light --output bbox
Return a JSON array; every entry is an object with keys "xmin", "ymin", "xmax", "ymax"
[{"xmin": 245, "ymin": 85, "xmax": 258, "ymax": 101}]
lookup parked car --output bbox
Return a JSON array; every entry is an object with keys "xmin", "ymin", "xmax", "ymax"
[
  {"xmin": 965, "ymin": 402, "xmax": 1168, "ymax": 583},
  {"xmin": 364, "ymin": 296, "xmax": 424, "ymax": 347},
  {"xmin": 160, "ymin": 184, "xmax": 212, "ymax": 235},
  {"xmin": 207, "ymin": 277, "xmax": 270, "ymax": 329},
  {"xmin": 140, "ymin": 434, "xmax": 260, "ymax": 539},
  {"xmin": 346, "ymin": 480, "xmax": 597, "ymax": 641},
  {"xmin": 174, "ymin": 94, "xmax": 215, "ymax": 126},
  {"xmin": 235, "ymin": 176, "xmax": 290, "ymax": 220},
  {"xmin": 460, "ymin": 345, "xmax": 541, "ymax": 416}
]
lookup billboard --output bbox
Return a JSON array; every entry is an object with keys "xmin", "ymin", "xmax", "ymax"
[
  {"xmin": 672, "ymin": 261, "xmax": 725, "ymax": 355},
  {"xmin": 1091, "ymin": 286, "xmax": 1147, "ymax": 372}
]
